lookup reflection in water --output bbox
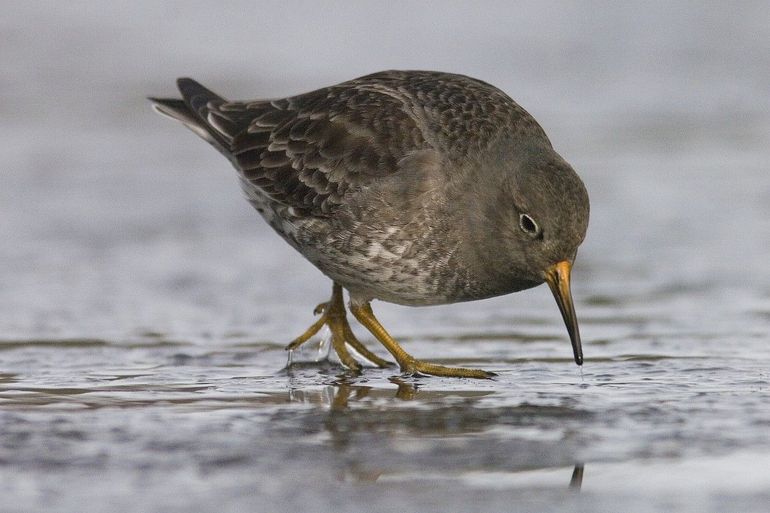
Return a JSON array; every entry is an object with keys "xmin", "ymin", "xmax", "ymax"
[
  {"xmin": 4, "ymin": 337, "xmax": 769, "ymax": 511},
  {"xmin": 328, "ymin": 383, "xmax": 373, "ymax": 410},
  {"xmin": 569, "ymin": 464, "xmax": 584, "ymax": 491},
  {"xmin": 286, "ymin": 375, "xmax": 419, "ymax": 409},
  {"xmin": 284, "ymin": 377, "xmax": 585, "ymax": 490},
  {"xmin": 390, "ymin": 378, "xmax": 419, "ymax": 401}
]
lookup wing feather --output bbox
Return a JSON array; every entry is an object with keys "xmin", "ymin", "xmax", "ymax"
[{"xmin": 157, "ymin": 71, "xmax": 546, "ymax": 218}]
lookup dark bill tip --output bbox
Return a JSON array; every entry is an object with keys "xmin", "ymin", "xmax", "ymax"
[{"xmin": 544, "ymin": 260, "xmax": 583, "ymax": 366}]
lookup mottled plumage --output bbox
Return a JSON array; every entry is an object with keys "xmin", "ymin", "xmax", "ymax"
[{"xmin": 151, "ymin": 70, "xmax": 590, "ymax": 377}]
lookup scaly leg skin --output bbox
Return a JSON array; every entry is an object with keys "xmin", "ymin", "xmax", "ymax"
[
  {"xmin": 285, "ymin": 283, "xmax": 391, "ymax": 370},
  {"xmin": 350, "ymin": 303, "xmax": 496, "ymax": 379}
]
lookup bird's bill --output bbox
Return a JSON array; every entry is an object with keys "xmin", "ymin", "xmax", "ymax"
[{"xmin": 544, "ymin": 260, "xmax": 583, "ymax": 365}]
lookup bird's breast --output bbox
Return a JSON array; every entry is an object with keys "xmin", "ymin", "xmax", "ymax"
[{"xmin": 282, "ymin": 214, "xmax": 532, "ymax": 306}]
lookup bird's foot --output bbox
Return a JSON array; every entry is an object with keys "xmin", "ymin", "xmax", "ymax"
[
  {"xmin": 398, "ymin": 358, "xmax": 496, "ymax": 379},
  {"xmin": 349, "ymin": 302, "xmax": 496, "ymax": 379},
  {"xmin": 285, "ymin": 284, "xmax": 392, "ymax": 371},
  {"xmin": 287, "ymin": 283, "xmax": 494, "ymax": 379}
]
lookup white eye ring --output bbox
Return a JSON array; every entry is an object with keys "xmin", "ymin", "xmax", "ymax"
[{"xmin": 519, "ymin": 213, "xmax": 540, "ymax": 236}]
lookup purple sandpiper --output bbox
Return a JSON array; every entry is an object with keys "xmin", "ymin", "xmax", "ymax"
[{"xmin": 150, "ymin": 70, "xmax": 589, "ymax": 378}]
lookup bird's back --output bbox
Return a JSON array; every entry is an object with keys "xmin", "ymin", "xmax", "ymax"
[{"xmin": 150, "ymin": 71, "xmax": 550, "ymax": 219}]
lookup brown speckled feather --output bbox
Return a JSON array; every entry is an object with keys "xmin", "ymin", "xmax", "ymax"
[{"xmin": 165, "ymin": 71, "xmax": 550, "ymax": 218}]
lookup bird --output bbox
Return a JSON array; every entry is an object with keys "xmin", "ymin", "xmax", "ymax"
[{"xmin": 149, "ymin": 70, "xmax": 589, "ymax": 379}]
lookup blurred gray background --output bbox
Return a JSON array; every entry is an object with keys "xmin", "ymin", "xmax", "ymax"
[{"xmin": 2, "ymin": 1, "xmax": 768, "ymax": 342}]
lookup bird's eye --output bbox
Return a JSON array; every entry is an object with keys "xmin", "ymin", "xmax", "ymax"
[{"xmin": 519, "ymin": 213, "xmax": 541, "ymax": 237}]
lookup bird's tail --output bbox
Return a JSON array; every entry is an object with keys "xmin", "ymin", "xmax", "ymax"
[{"xmin": 148, "ymin": 78, "xmax": 233, "ymax": 157}]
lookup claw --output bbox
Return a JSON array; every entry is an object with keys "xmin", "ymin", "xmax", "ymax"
[{"xmin": 286, "ymin": 283, "xmax": 392, "ymax": 370}]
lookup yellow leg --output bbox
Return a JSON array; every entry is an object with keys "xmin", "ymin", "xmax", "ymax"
[
  {"xmin": 326, "ymin": 295, "xmax": 361, "ymax": 371},
  {"xmin": 285, "ymin": 283, "xmax": 391, "ymax": 370},
  {"xmin": 349, "ymin": 303, "xmax": 495, "ymax": 379},
  {"xmin": 342, "ymin": 323, "xmax": 392, "ymax": 367}
]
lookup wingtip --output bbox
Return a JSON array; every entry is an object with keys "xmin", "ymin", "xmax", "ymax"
[
  {"xmin": 148, "ymin": 97, "xmax": 188, "ymax": 119},
  {"xmin": 148, "ymin": 98, "xmax": 163, "ymax": 115},
  {"xmin": 175, "ymin": 77, "xmax": 226, "ymax": 106},
  {"xmin": 149, "ymin": 101, "xmax": 168, "ymax": 116},
  {"xmin": 176, "ymin": 77, "xmax": 197, "ymax": 90}
]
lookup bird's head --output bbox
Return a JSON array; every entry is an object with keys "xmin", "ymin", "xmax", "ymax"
[{"xmin": 472, "ymin": 143, "xmax": 590, "ymax": 365}]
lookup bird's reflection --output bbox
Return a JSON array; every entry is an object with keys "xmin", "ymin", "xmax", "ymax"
[
  {"xmin": 390, "ymin": 377, "xmax": 419, "ymax": 400},
  {"xmin": 325, "ymin": 378, "xmax": 420, "ymax": 408},
  {"xmin": 569, "ymin": 464, "xmax": 584, "ymax": 491},
  {"xmin": 285, "ymin": 374, "xmax": 584, "ymax": 491},
  {"xmin": 285, "ymin": 364, "xmax": 422, "ymax": 407},
  {"xmin": 328, "ymin": 381, "xmax": 374, "ymax": 410}
]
